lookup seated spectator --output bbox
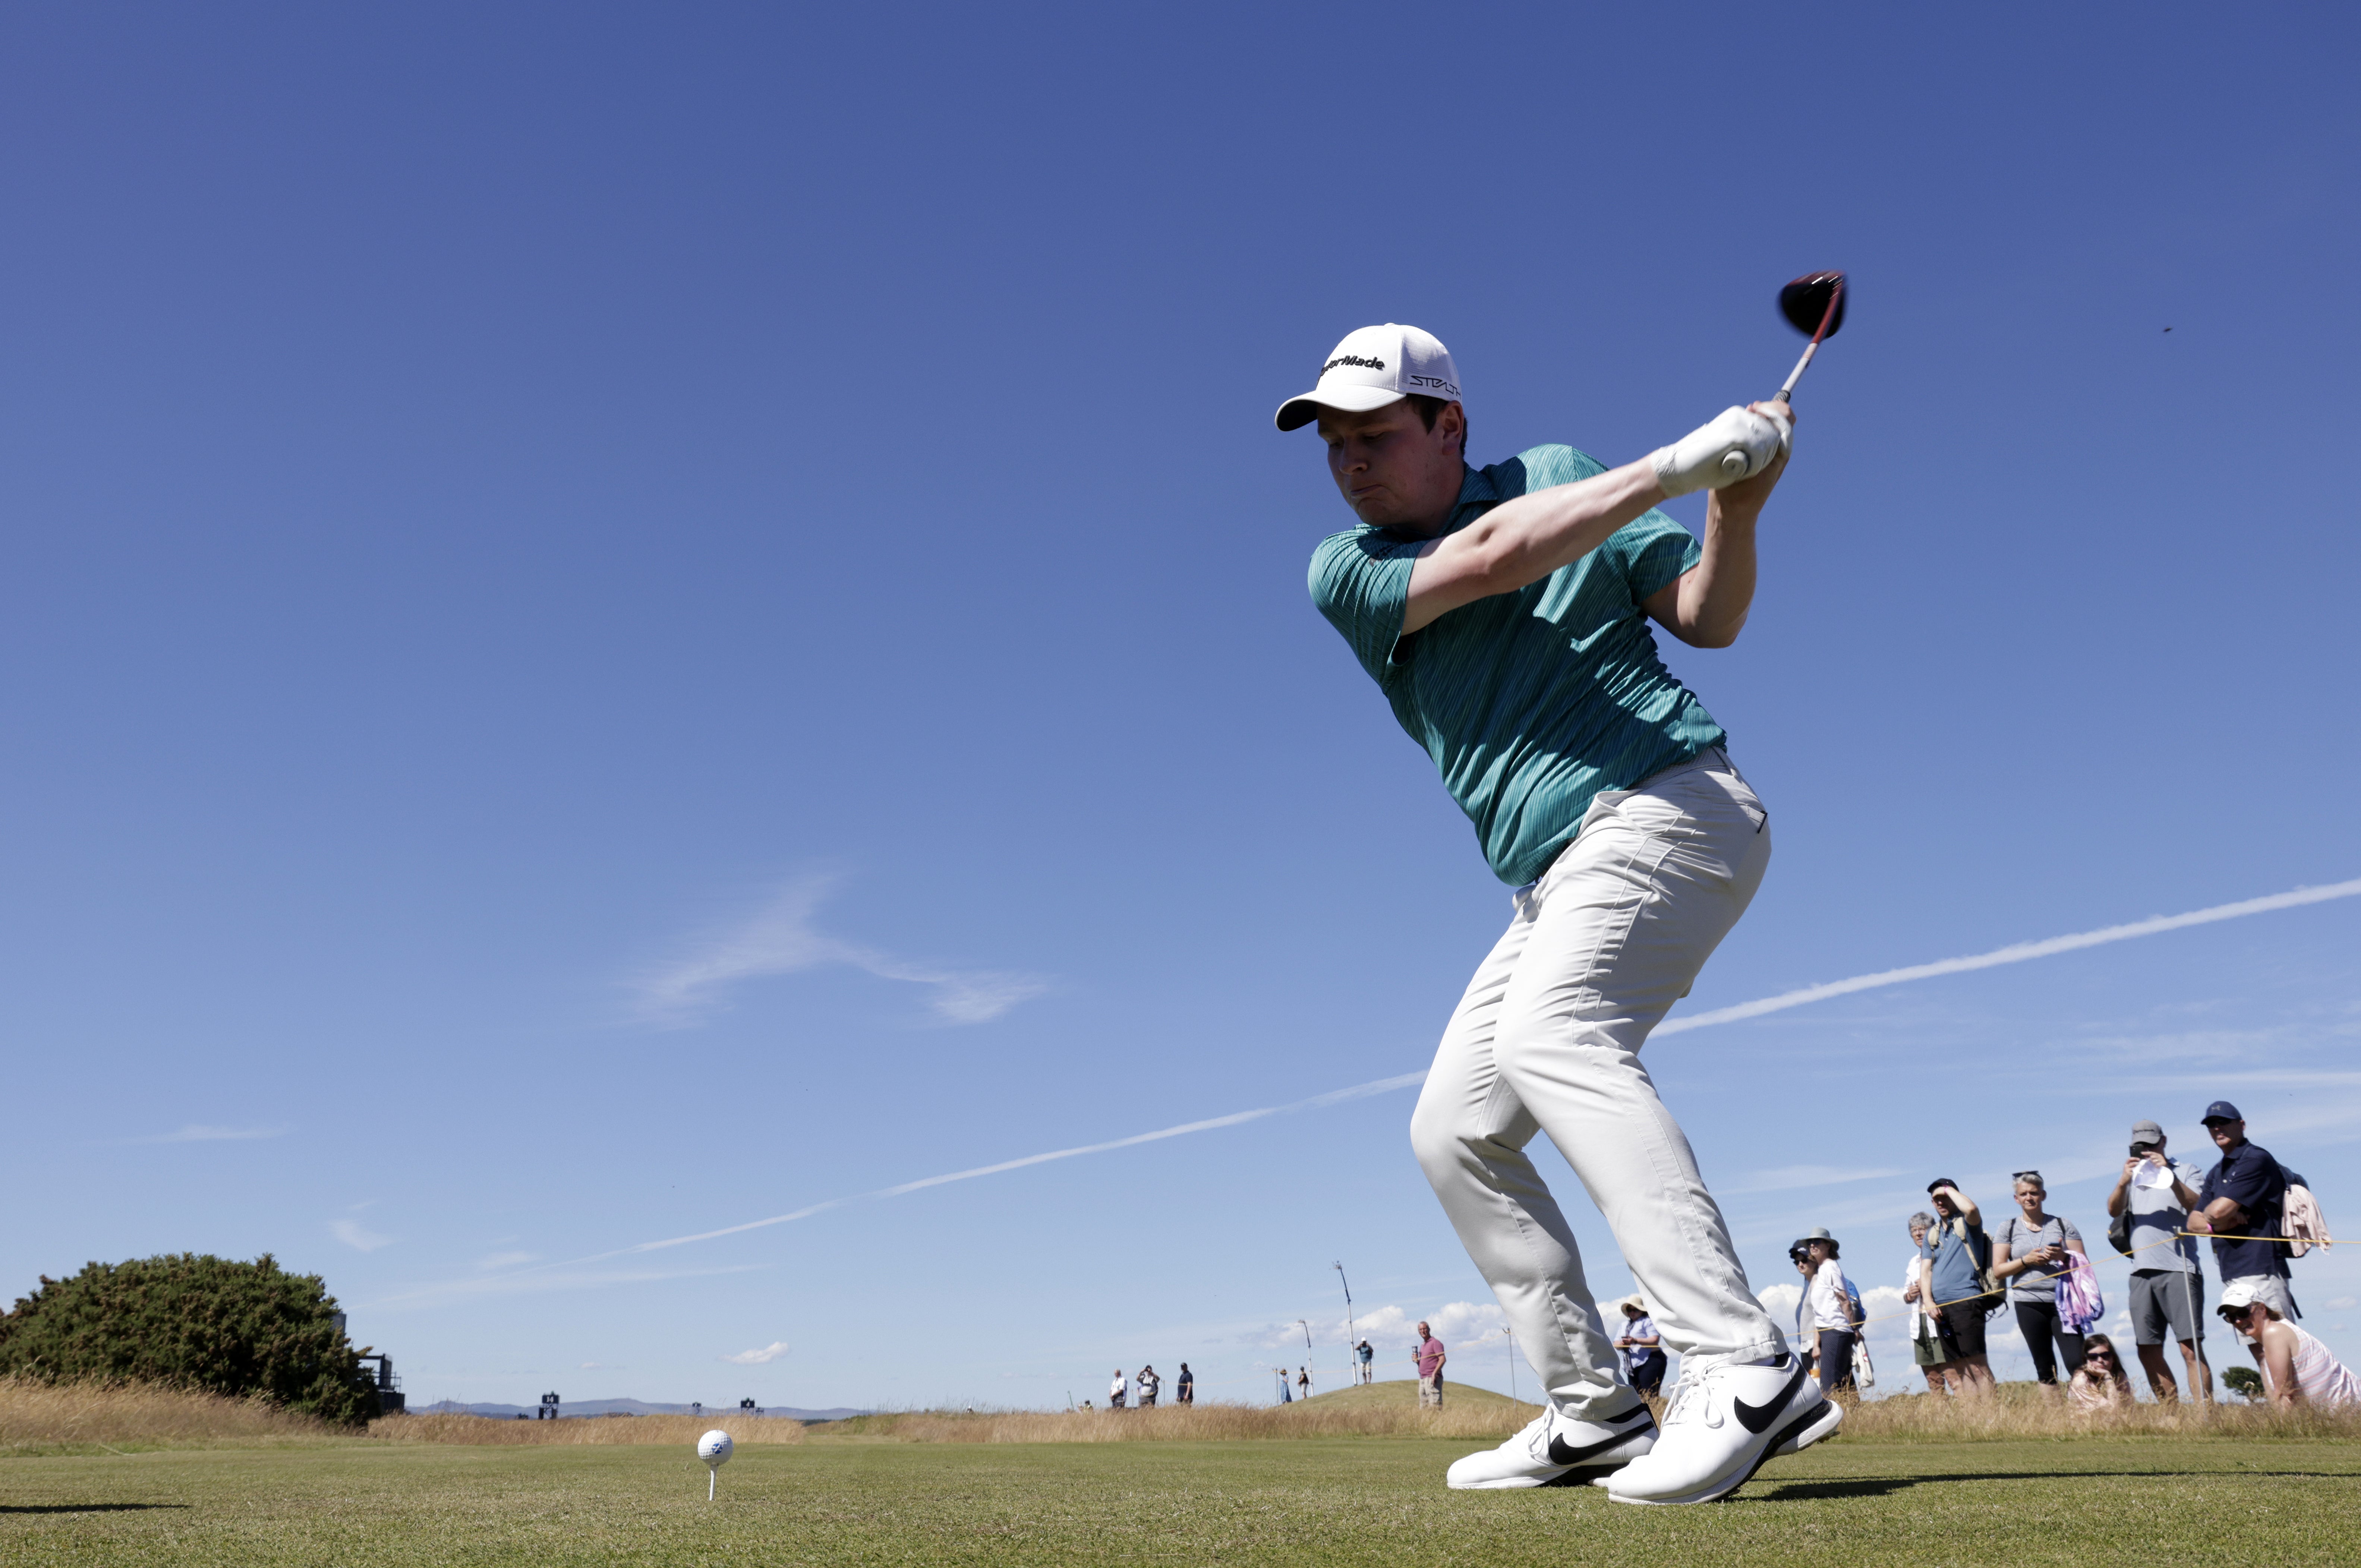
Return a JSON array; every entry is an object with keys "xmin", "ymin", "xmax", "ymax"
[
  {"xmin": 1921, "ymin": 1179, "xmax": 2001, "ymax": 1396},
  {"xmin": 1902, "ymin": 1211, "xmax": 1951, "ymax": 1394},
  {"xmin": 2218, "ymin": 1281, "xmax": 2360, "ymax": 1408},
  {"xmin": 1613, "ymin": 1296, "xmax": 1666, "ymax": 1396},
  {"xmin": 1992, "ymin": 1170, "xmax": 2089, "ymax": 1395},
  {"xmin": 2067, "ymin": 1334, "xmax": 2134, "ymax": 1414}
]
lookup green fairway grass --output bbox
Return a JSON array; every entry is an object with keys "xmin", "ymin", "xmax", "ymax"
[{"xmin": 4, "ymin": 1434, "xmax": 2358, "ymax": 1566}]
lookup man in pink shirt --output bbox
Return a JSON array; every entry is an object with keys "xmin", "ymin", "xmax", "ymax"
[{"xmin": 1416, "ymin": 1322, "xmax": 1448, "ymax": 1408}]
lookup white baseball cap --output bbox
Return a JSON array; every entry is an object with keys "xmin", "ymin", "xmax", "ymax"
[{"xmin": 1274, "ymin": 323, "xmax": 1462, "ymax": 432}]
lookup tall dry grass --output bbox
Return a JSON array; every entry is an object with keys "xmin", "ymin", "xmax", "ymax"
[
  {"xmin": 813, "ymin": 1398, "xmax": 1541, "ymax": 1445},
  {"xmin": 365, "ymin": 1412, "xmax": 807, "ymax": 1446},
  {"xmin": 1840, "ymin": 1385, "xmax": 2361, "ymax": 1442},
  {"xmin": 0, "ymin": 1375, "xmax": 330, "ymax": 1451}
]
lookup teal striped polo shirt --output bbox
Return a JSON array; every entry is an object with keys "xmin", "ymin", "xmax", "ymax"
[{"xmin": 1309, "ymin": 444, "xmax": 1726, "ymax": 886}]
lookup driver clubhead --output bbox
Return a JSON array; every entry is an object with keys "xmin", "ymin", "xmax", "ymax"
[{"xmin": 1778, "ymin": 272, "xmax": 1847, "ymax": 340}]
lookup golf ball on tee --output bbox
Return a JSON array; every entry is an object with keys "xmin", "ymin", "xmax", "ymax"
[{"xmin": 698, "ymin": 1429, "xmax": 734, "ymax": 1465}]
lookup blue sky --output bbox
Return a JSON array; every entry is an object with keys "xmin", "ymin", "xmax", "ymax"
[{"xmin": 4, "ymin": 3, "xmax": 2357, "ymax": 1411}]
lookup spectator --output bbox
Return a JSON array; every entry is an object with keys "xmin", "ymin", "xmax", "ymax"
[
  {"xmin": 1797, "ymin": 1228, "xmax": 1860, "ymax": 1395},
  {"xmin": 1787, "ymin": 1243, "xmax": 1820, "ymax": 1378},
  {"xmin": 2107, "ymin": 1118, "xmax": 2212, "ymax": 1405},
  {"xmin": 1901, "ymin": 1211, "xmax": 1951, "ymax": 1394},
  {"xmin": 1176, "ymin": 1363, "xmax": 1194, "ymax": 1405},
  {"xmin": 1992, "ymin": 1170, "xmax": 2089, "ymax": 1394},
  {"xmin": 2067, "ymin": 1333, "xmax": 2134, "ymax": 1414},
  {"xmin": 1109, "ymin": 1369, "xmax": 1127, "ymax": 1410},
  {"xmin": 1415, "ymin": 1321, "xmax": 1447, "ymax": 1408},
  {"xmin": 2217, "ymin": 1280, "xmax": 2359, "ymax": 1408},
  {"xmin": 1356, "ymin": 1338, "xmax": 1375, "ymax": 1385},
  {"xmin": 1920, "ymin": 1179, "xmax": 2001, "ymax": 1396},
  {"xmin": 2189, "ymin": 1102, "xmax": 2298, "ymax": 1369},
  {"xmin": 1613, "ymin": 1296, "xmax": 1666, "ymax": 1396},
  {"xmin": 1136, "ymin": 1364, "xmax": 1160, "ymax": 1408},
  {"xmin": 1276, "ymin": 1367, "xmax": 1292, "ymax": 1404},
  {"xmin": 1297, "ymin": 1366, "xmax": 1312, "ymax": 1402}
]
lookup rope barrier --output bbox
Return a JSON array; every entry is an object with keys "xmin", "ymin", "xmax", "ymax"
[{"xmin": 1845, "ymin": 1228, "xmax": 2330, "ymax": 1332}]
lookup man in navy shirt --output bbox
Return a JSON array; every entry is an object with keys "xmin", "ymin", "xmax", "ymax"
[{"xmin": 2190, "ymin": 1100, "xmax": 2296, "ymax": 1365}]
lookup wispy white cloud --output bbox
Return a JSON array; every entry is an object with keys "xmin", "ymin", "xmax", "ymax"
[
  {"xmin": 1728, "ymin": 1164, "xmax": 1907, "ymax": 1195},
  {"xmin": 720, "ymin": 1341, "xmax": 791, "ymax": 1366},
  {"xmin": 331, "ymin": 1219, "xmax": 393, "ymax": 1252},
  {"xmin": 397, "ymin": 876, "xmax": 2361, "ymax": 1309},
  {"xmin": 133, "ymin": 1124, "xmax": 287, "ymax": 1144},
  {"xmin": 1276, "ymin": 1301, "xmax": 1507, "ymax": 1353},
  {"xmin": 359, "ymin": 1262, "xmax": 769, "ymax": 1311},
  {"xmin": 632, "ymin": 875, "xmax": 1049, "ymax": 1028}
]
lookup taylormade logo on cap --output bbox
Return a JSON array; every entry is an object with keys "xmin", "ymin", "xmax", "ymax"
[{"xmin": 1275, "ymin": 324, "xmax": 1462, "ymax": 431}]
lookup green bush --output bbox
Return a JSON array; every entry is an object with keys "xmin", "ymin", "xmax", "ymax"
[
  {"xmin": 0, "ymin": 1253, "xmax": 380, "ymax": 1425},
  {"xmin": 2222, "ymin": 1365, "xmax": 2265, "ymax": 1401}
]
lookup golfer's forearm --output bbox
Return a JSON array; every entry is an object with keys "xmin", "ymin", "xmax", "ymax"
[
  {"xmin": 1664, "ymin": 501, "xmax": 1759, "ymax": 648},
  {"xmin": 1402, "ymin": 461, "xmax": 1663, "ymax": 633}
]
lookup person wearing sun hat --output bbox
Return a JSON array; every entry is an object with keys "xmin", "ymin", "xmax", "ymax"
[
  {"xmin": 1611, "ymin": 1296, "xmax": 1666, "ymax": 1396},
  {"xmin": 1280, "ymin": 323, "xmax": 1821, "ymax": 1502}
]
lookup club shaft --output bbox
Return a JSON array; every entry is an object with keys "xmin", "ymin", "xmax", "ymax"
[{"xmin": 1775, "ymin": 339, "xmax": 1819, "ymax": 401}]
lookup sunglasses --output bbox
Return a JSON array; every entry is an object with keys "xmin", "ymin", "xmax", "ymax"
[{"xmin": 2085, "ymin": 1350, "xmax": 2116, "ymax": 1361}]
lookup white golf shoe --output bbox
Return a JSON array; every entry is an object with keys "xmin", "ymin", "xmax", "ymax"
[
  {"xmin": 1603, "ymin": 1353, "xmax": 1840, "ymax": 1506},
  {"xmin": 1444, "ymin": 1400, "xmax": 1657, "ymax": 1490}
]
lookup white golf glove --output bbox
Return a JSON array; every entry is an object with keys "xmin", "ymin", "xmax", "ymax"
[{"xmin": 1649, "ymin": 404, "xmax": 1792, "ymax": 497}]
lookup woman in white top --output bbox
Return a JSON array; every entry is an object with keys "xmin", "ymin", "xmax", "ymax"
[
  {"xmin": 2219, "ymin": 1282, "xmax": 2361, "ymax": 1408},
  {"xmin": 1793, "ymin": 1228, "xmax": 1859, "ymax": 1395}
]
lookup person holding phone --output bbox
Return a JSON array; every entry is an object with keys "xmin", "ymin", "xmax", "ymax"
[
  {"xmin": 2107, "ymin": 1118, "xmax": 2210, "ymax": 1404},
  {"xmin": 1992, "ymin": 1171, "xmax": 2089, "ymax": 1394}
]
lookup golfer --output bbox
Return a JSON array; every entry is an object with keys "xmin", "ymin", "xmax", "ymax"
[{"xmin": 1281, "ymin": 324, "xmax": 1837, "ymax": 1504}]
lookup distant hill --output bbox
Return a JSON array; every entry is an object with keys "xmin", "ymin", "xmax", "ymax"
[
  {"xmin": 410, "ymin": 1398, "xmax": 868, "ymax": 1422},
  {"xmin": 1293, "ymin": 1378, "xmax": 1540, "ymax": 1417}
]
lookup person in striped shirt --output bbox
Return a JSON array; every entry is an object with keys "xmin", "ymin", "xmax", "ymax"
[{"xmin": 1279, "ymin": 324, "xmax": 1835, "ymax": 1504}]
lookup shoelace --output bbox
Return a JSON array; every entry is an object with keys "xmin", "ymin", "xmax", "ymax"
[
  {"xmin": 1513, "ymin": 1410, "xmax": 1553, "ymax": 1458},
  {"xmin": 1659, "ymin": 1364, "xmax": 1724, "ymax": 1430}
]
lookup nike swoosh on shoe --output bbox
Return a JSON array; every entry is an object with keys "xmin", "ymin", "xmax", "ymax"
[
  {"xmin": 1730, "ymin": 1360, "xmax": 1807, "ymax": 1435},
  {"xmin": 1545, "ymin": 1409, "xmax": 1657, "ymax": 1467}
]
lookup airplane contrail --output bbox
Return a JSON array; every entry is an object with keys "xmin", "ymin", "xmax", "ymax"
[
  {"xmin": 1655, "ymin": 875, "xmax": 2361, "ymax": 1035},
  {"xmin": 409, "ymin": 875, "xmax": 2360, "ymax": 1300}
]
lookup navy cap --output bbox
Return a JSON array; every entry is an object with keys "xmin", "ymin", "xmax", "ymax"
[{"xmin": 2202, "ymin": 1100, "xmax": 2242, "ymax": 1123}]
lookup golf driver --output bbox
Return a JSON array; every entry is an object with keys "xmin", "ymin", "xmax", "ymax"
[{"xmin": 1772, "ymin": 271, "xmax": 1847, "ymax": 403}]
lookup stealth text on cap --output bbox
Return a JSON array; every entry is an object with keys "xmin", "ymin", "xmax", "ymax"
[
  {"xmin": 1323, "ymin": 354, "xmax": 1386, "ymax": 373},
  {"xmin": 1407, "ymin": 373, "xmax": 1459, "ymax": 393}
]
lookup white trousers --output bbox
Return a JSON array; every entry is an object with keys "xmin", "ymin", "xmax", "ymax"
[{"xmin": 1409, "ymin": 747, "xmax": 1785, "ymax": 1418}]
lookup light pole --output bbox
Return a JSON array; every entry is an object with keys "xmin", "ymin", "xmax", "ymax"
[{"xmin": 1333, "ymin": 1262, "xmax": 1357, "ymax": 1384}]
